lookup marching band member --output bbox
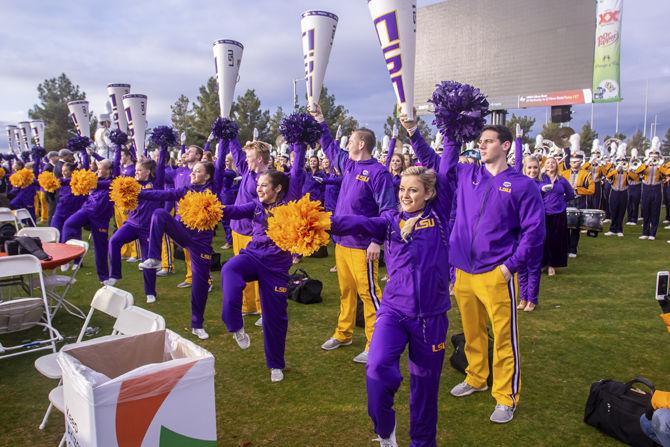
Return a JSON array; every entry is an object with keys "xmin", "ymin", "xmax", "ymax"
[
  {"xmin": 636, "ymin": 138, "xmax": 667, "ymax": 240},
  {"xmin": 627, "ymin": 148, "xmax": 643, "ymax": 225},
  {"xmin": 581, "ymin": 140, "xmax": 605, "ymax": 211},
  {"xmin": 220, "ymin": 142, "xmax": 306, "ymax": 383},
  {"xmin": 604, "ymin": 148, "xmax": 638, "ymax": 237},
  {"xmin": 311, "ymin": 104, "xmax": 396, "ymax": 364},
  {"xmin": 561, "ymin": 151, "xmax": 595, "ymax": 257}
]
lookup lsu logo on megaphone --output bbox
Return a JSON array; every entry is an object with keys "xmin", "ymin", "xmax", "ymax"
[{"xmin": 372, "ymin": 9, "xmax": 416, "ymax": 104}]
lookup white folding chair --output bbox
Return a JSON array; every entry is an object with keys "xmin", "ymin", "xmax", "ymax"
[
  {"xmin": 41, "ymin": 239, "xmax": 90, "ymax": 320},
  {"xmin": 17, "ymin": 226, "xmax": 60, "ymax": 243},
  {"xmin": 13, "ymin": 208, "xmax": 36, "ymax": 227},
  {"xmin": 0, "ymin": 255, "xmax": 62, "ymax": 360},
  {"xmin": 0, "ymin": 207, "xmax": 11, "ymax": 212},
  {"xmin": 35, "ymin": 285, "xmax": 134, "ymax": 431},
  {"xmin": 0, "ymin": 210, "xmax": 18, "ymax": 230}
]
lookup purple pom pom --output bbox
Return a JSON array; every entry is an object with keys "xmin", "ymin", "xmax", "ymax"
[
  {"xmin": 67, "ymin": 135, "xmax": 92, "ymax": 153},
  {"xmin": 279, "ymin": 113, "xmax": 322, "ymax": 146},
  {"xmin": 109, "ymin": 129, "xmax": 129, "ymax": 146},
  {"xmin": 211, "ymin": 117, "xmax": 239, "ymax": 140},
  {"xmin": 150, "ymin": 126, "xmax": 177, "ymax": 148},
  {"xmin": 31, "ymin": 145, "xmax": 46, "ymax": 158},
  {"xmin": 429, "ymin": 81, "xmax": 490, "ymax": 144}
]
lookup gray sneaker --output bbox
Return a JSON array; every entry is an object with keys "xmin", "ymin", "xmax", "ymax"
[
  {"xmin": 450, "ymin": 381, "xmax": 488, "ymax": 397},
  {"xmin": 233, "ymin": 329, "xmax": 250, "ymax": 349},
  {"xmin": 490, "ymin": 404, "xmax": 515, "ymax": 423},
  {"xmin": 321, "ymin": 337, "xmax": 352, "ymax": 351},
  {"xmin": 352, "ymin": 350, "xmax": 368, "ymax": 364}
]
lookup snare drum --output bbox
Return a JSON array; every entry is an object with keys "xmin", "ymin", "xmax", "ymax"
[
  {"xmin": 580, "ymin": 209, "xmax": 605, "ymax": 232},
  {"xmin": 566, "ymin": 207, "xmax": 581, "ymax": 229}
]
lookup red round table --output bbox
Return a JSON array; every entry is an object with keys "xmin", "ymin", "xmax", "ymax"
[{"xmin": 0, "ymin": 242, "xmax": 85, "ymax": 270}]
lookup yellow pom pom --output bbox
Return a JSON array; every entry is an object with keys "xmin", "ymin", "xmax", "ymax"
[
  {"xmin": 0, "ymin": 167, "xmax": 6, "ymax": 179},
  {"xmin": 38, "ymin": 171, "xmax": 61, "ymax": 193},
  {"xmin": 70, "ymin": 169, "xmax": 98, "ymax": 196},
  {"xmin": 267, "ymin": 194, "xmax": 331, "ymax": 256},
  {"xmin": 177, "ymin": 190, "xmax": 223, "ymax": 231},
  {"xmin": 109, "ymin": 176, "xmax": 142, "ymax": 212},
  {"xmin": 9, "ymin": 168, "xmax": 35, "ymax": 189}
]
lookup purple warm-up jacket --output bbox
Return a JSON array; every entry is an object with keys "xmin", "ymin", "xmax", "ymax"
[{"xmin": 320, "ymin": 121, "xmax": 396, "ymax": 249}]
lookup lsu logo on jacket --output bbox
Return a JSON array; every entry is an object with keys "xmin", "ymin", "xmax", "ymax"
[
  {"xmin": 356, "ymin": 169, "xmax": 370, "ymax": 183},
  {"xmin": 499, "ymin": 181, "xmax": 512, "ymax": 193}
]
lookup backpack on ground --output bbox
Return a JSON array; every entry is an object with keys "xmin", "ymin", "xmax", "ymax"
[{"xmin": 287, "ymin": 269, "xmax": 323, "ymax": 304}]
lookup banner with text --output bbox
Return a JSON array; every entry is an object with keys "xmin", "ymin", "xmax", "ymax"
[{"xmin": 592, "ymin": 0, "xmax": 623, "ymax": 103}]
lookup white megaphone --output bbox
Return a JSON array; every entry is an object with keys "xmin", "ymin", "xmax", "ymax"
[
  {"xmin": 335, "ymin": 125, "xmax": 342, "ymax": 140},
  {"xmin": 368, "ymin": 0, "xmax": 417, "ymax": 121},
  {"xmin": 14, "ymin": 128, "xmax": 23, "ymax": 153},
  {"xmin": 213, "ymin": 39, "xmax": 243, "ymax": 119},
  {"xmin": 17, "ymin": 121, "xmax": 32, "ymax": 150},
  {"xmin": 30, "ymin": 120, "xmax": 45, "ymax": 147},
  {"xmin": 122, "ymin": 94, "xmax": 148, "ymax": 155},
  {"xmin": 6, "ymin": 125, "xmax": 18, "ymax": 155},
  {"xmin": 382, "ymin": 135, "xmax": 390, "ymax": 152},
  {"xmin": 67, "ymin": 100, "xmax": 91, "ymax": 138},
  {"xmin": 535, "ymin": 134, "xmax": 544, "ymax": 149},
  {"xmin": 340, "ymin": 135, "xmax": 348, "ymax": 150},
  {"xmin": 301, "ymin": 10, "xmax": 338, "ymax": 109},
  {"xmin": 107, "ymin": 83, "xmax": 131, "ymax": 133}
]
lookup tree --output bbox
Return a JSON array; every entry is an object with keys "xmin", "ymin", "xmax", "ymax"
[
  {"xmin": 627, "ymin": 130, "xmax": 650, "ymax": 152},
  {"xmin": 191, "ymin": 77, "xmax": 221, "ymax": 146},
  {"xmin": 28, "ymin": 73, "xmax": 90, "ymax": 150},
  {"xmin": 297, "ymin": 86, "xmax": 359, "ymax": 142},
  {"xmin": 662, "ymin": 128, "xmax": 670, "ymax": 156},
  {"xmin": 382, "ymin": 106, "xmax": 431, "ymax": 149},
  {"xmin": 505, "ymin": 114, "xmax": 535, "ymax": 146},
  {"xmin": 579, "ymin": 122, "xmax": 598, "ymax": 155},
  {"xmin": 232, "ymin": 89, "xmax": 270, "ymax": 145},
  {"xmin": 538, "ymin": 122, "xmax": 562, "ymax": 144},
  {"xmin": 267, "ymin": 107, "xmax": 286, "ymax": 147},
  {"xmin": 170, "ymin": 94, "xmax": 194, "ymax": 145}
]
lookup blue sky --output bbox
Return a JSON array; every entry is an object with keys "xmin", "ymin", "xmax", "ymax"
[{"xmin": 1, "ymin": 0, "xmax": 668, "ymax": 149}]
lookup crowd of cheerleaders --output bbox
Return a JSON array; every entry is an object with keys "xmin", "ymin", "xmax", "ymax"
[{"xmin": 1, "ymin": 110, "xmax": 668, "ymax": 445}]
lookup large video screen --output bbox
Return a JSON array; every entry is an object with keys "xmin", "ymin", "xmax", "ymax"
[{"xmin": 415, "ymin": 0, "xmax": 596, "ymax": 111}]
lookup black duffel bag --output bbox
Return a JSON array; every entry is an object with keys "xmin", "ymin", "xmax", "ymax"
[
  {"xmin": 584, "ymin": 377, "xmax": 657, "ymax": 447},
  {"xmin": 287, "ymin": 269, "xmax": 323, "ymax": 304},
  {"xmin": 4, "ymin": 236, "xmax": 51, "ymax": 261},
  {"xmin": 449, "ymin": 332, "xmax": 494, "ymax": 387}
]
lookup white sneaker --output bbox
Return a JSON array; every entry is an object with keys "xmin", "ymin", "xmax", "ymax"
[
  {"xmin": 233, "ymin": 329, "xmax": 250, "ymax": 349},
  {"xmin": 321, "ymin": 337, "xmax": 353, "ymax": 351},
  {"xmin": 220, "ymin": 243, "xmax": 232, "ymax": 250},
  {"xmin": 103, "ymin": 278, "xmax": 118, "ymax": 287},
  {"xmin": 490, "ymin": 404, "xmax": 515, "ymax": 424},
  {"xmin": 329, "ymin": 266, "xmax": 337, "ymax": 273},
  {"xmin": 602, "ymin": 219, "xmax": 611, "ymax": 224},
  {"xmin": 353, "ymin": 350, "xmax": 368, "ymax": 364},
  {"xmin": 639, "ymin": 235, "xmax": 649, "ymax": 240},
  {"xmin": 580, "ymin": 230, "xmax": 587, "ymax": 234},
  {"xmin": 450, "ymin": 381, "xmax": 488, "ymax": 397},
  {"xmin": 663, "ymin": 220, "xmax": 669, "ymax": 224},
  {"xmin": 177, "ymin": 281, "xmax": 191, "ymax": 288},
  {"xmin": 254, "ymin": 316, "xmax": 263, "ymax": 327},
  {"xmin": 156, "ymin": 269, "xmax": 170, "ymax": 277},
  {"xmin": 625, "ymin": 222, "xmax": 636, "ymax": 226},
  {"xmin": 604, "ymin": 231, "xmax": 614, "ymax": 236},
  {"xmin": 60, "ymin": 262, "xmax": 71, "ymax": 272},
  {"xmin": 126, "ymin": 257, "xmax": 138, "ymax": 263},
  {"xmin": 138, "ymin": 258, "xmax": 161, "ymax": 270},
  {"xmin": 373, "ymin": 426, "xmax": 398, "ymax": 447},
  {"xmin": 270, "ymin": 368, "xmax": 284, "ymax": 383},
  {"xmin": 665, "ymin": 225, "xmax": 670, "ymax": 230},
  {"xmin": 617, "ymin": 233, "xmax": 624, "ymax": 237},
  {"xmin": 192, "ymin": 328, "xmax": 209, "ymax": 340},
  {"xmin": 568, "ymin": 253, "xmax": 577, "ymax": 258},
  {"xmin": 649, "ymin": 236, "xmax": 656, "ymax": 241},
  {"xmin": 208, "ymin": 284, "xmax": 213, "ymax": 293},
  {"xmin": 146, "ymin": 295, "xmax": 156, "ymax": 304}
]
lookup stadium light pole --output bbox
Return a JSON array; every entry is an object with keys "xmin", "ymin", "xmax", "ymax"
[
  {"xmin": 292, "ymin": 78, "xmax": 303, "ymax": 110},
  {"xmin": 590, "ymin": 103, "xmax": 595, "ymax": 128},
  {"xmin": 615, "ymin": 101, "xmax": 620, "ymax": 134}
]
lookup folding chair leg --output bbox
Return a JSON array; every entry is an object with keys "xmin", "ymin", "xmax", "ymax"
[
  {"xmin": 39, "ymin": 402, "xmax": 53, "ymax": 430},
  {"xmin": 58, "ymin": 433, "xmax": 65, "ymax": 447}
]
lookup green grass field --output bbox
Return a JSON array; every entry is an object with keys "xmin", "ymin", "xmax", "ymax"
[{"xmin": 1, "ymin": 222, "xmax": 670, "ymax": 446}]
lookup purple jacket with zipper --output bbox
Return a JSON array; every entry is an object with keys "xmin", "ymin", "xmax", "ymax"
[{"xmin": 319, "ymin": 122, "xmax": 396, "ymax": 249}]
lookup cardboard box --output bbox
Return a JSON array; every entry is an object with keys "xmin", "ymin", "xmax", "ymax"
[{"xmin": 57, "ymin": 329, "xmax": 216, "ymax": 447}]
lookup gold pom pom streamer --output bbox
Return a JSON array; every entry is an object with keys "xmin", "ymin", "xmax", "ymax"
[
  {"xmin": 38, "ymin": 171, "xmax": 61, "ymax": 193},
  {"xmin": 70, "ymin": 169, "xmax": 98, "ymax": 196},
  {"xmin": 266, "ymin": 194, "xmax": 331, "ymax": 256},
  {"xmin": 9, "ymin": 168, "xmax": 35, "ymax": 189},
  {"xmin": 109, "ymin": 176, "xmax": 142, "ymax": 212},
  {"xmin": 0, "ymin": 167, "xmax": 6, "ymax": 179},
  {"xmin": 177, "ymin": 190, "xmax": 223, "ymax": 231}
]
